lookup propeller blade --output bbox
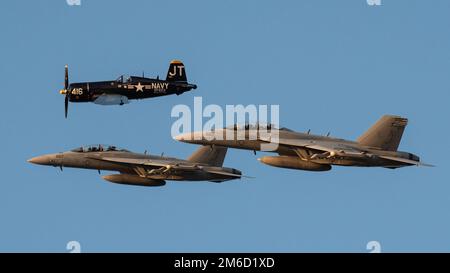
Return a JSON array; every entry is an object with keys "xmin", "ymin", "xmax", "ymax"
[
  {"xmin": 65, "ymin": 95, "xmax": 69, "ymax": 118},
  {"xmin": 62, "ymin": 64, "xmax": 70, "ymax": 118},
  {"xmin": 64, "ymin": 64, "xmax": 69, "ymax": 89}
]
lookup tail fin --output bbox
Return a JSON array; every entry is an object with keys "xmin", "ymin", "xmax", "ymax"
[
  {"xmin": 166, "ymin": 60, "xmax": 187, "ymax": 82},
  {"xmin": 187, "ymin": 145, "xmax": 227, "ymax": 167},
  {"xmin": 357, "ymin": 115, "xmax": 408, "ymax": 151}
]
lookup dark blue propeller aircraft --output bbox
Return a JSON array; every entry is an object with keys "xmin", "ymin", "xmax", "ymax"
[{"xmin": 59, "ymin": 60, "xmax": 197, "ymax": 118}]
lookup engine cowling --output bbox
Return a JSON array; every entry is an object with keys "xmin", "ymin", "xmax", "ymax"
[
  {"xmin": 102, "ymin": 174, "xmax": 166, "ymax": 187},
  {"xmin": 258, "ymin": 156, "xmax": 331, "ymax": 171}
]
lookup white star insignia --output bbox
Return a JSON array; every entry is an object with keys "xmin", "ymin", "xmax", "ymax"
[{"xmin": 135, "ymin": 82, "xmax": 144, "ymax": 92}]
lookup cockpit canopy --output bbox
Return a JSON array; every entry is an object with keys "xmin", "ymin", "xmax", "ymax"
[
  {"xmin": 116, "ymin": 75, "xmax": 151, "ymax": 84},
  {"xmin": 279, "ymin": 127, "xmax": 294, "ymax": 132},
  {"xmin": 224, "ymin": 123, "xmax": 280, "ymax": 131},
  {"xmin": 115, "ymin": 75, "xmax": 131, "ymax": 84},
  {"xmin": 71, "ymin": 144, "xmax": 129, "ymax": 153}
]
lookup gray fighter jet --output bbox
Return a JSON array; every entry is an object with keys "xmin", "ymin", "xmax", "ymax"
[
  {"xmin": 28, "ymin": 145, "xmax": 242, "ymax": 186},
  {"xmin": 175, "ymin": 115, "xmax": 432, "ymax": 171}
]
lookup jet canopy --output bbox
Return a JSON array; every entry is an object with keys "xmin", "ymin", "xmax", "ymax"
[
  {"xmin": 224, "ymin": 123, "xmax": 279, "ymax": 131},
  {"xmin": 71, "ymin": 144, "xmax": 129, "ymax": 153}
]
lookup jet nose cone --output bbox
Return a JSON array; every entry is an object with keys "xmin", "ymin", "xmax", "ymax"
[
  {"xmin": 174, "ymin": 132, "xmax": 208, "ymax": 144},
  {"xmin": 174, "ymin": 133, "xmax": 192, "ymax": 142},
  {"xmin": 27, "ymin": 156, "xmax": 50, "ymax": 165},
  {"xmin": 174, "ymin": 134, "xmax": 183, "ymax": 141}
]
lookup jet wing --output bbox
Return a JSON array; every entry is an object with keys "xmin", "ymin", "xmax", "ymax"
[
  {"xmin": 378, "ymin": 155, "xmax": 434, "ymax": 167},
  {"xmin": 95, "ymin": 156, "xmax": 243, "ymax": 177},
  {"xmin": 259, "ymin": 136, "xmax": 433, "ymax": 167},
  {"xmin": 92, "ymin": 156, "xmax": 166, "ymax": 166},
  {"xmin": 259, "ymin": 135, "xmax": 364, "ymax": 155},
  {"xmin": 98, "ymin": 156, "xmax": 197, "ymax": 169}
]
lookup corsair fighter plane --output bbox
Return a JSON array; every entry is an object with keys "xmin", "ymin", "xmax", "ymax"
[{"xmin": 59, "ymin": 60, "xmax": 197, "ymax": 118}]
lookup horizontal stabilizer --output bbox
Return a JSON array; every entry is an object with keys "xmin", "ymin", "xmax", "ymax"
[
  {"xmin": 202, "ymin": 168, "xmax": 242, "ymax": 178},
  {"xmin": 379, "ymin": 155, "xmax": 434, "ymax": 167}
]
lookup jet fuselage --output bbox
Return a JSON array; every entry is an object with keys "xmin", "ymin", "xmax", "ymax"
[
  {"xmin": 28, "ymin": 146, "xmax": 241, "ymax": 182},
  {"xmin": 176, "ymin": 127, "xmax": 420, "ymax": 169}
]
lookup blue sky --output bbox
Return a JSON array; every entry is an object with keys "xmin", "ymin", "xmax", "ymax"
[{"xmin": 1, "ymin": 0, "xmax": 449, "ymax": 252}]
